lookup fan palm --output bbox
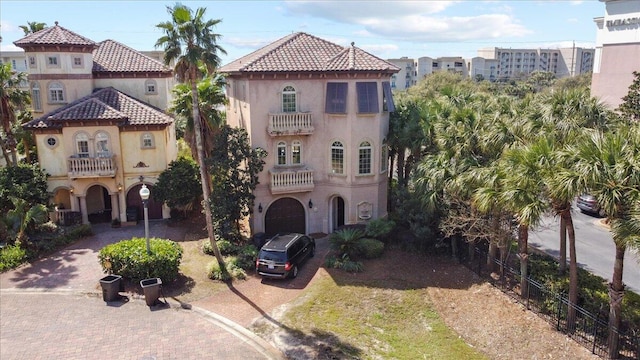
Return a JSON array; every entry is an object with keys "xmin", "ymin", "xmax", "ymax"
[{"xmin": 0, "ymin": 64, "xmax": 30, "ymax": 166}]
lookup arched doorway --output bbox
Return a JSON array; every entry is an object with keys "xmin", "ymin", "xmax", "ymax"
[
  {"xmin": 331, "ymin": 196, "xmax": 345, "ymax": 232},
  {"xmin": 265, "ymin": 197, "xmax": 305, "ymax": 236},
  {"xmin": 86, "ymin": 185, "xmax": 112, "ymax": 223},
  {"xmin": 126, "ymin": 184, "xmax": 163, "ymax": 220}
]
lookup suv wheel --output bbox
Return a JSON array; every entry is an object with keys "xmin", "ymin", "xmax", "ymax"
[
  {"xmin": 310, "ymin": 245, "xmax": 315, "ymax": 258},
  {"xmin": 290, "ymin": 265, "xmax": 298, "ymax": 279}
]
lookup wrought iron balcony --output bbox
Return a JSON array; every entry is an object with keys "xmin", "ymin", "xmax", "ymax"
[
  {"xmin": 268, "ymin": 112, "xmax": 314, "ymax": 136},
  {"xmin": 269, "ymin": 168, "xmax": 314, "ymax": 194},
  {"xmin": 68, "ymin": 155, "xmax": 117, "ymax": 179}
]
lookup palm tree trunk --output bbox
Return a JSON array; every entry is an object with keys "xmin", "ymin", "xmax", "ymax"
[
  {"xmin": 607, "ymin": 243, "xmax": 626, "ymax": 359},
  {"xmin": 396, "ymin": 149, "xmax": 405, "ymax": 188},
  {"xmin": 190, "ymin": 78, "xmax": 224, "ymax": 268},
  {"xmin": 559, "ymin": 215, "xmax": 567, "ymax": 275},
  {"xmin": 488, "ymin": 242, "xmax": 497, "ymax": 271},
  {"xmin": 517, "ymin": 224, "xmax": 529, "ymax": 298},
  {"xmin": 562, "ymin": 209, "xmax": 578, "ymax": 331}
]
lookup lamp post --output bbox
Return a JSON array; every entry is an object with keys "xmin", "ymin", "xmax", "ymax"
[{"xmin": 139, "ymin": 184, "xmax": 150, "ymax": 254}]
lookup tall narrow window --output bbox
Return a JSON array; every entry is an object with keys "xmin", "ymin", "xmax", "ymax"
[
  {"xmin": 356, "ymin": 82, "xmax": 378, "ymax": 113},
  {"xmin": 325, "ymin": 83, "xmax": 348, "ymax": 114},
  {"xmin": 48, "ymin": 82, "xmax": 65, "ymax": 103},
  {"xmin": 382, "ymin": 81, "xmax": 395, "ymax": 112},
  {"xmin": 28, "ymin": 56, "xmax": 36, "ymax": 68},
  {"xmin": 358, "ymin": 141, "xmax": 372, "ymax": 175},
  {"xmin": 292, "ymin": 141, "xmax": 302, "ymax": 165},
  {"xmin": 277, "ymin": 141, "xmax": 287, "ymax": 165},
  {"xmin": 95, "ymin": 132, "xmax": 110, "ymax": 157},
  {"xmin": 31, "ymin": 82, "xmax": 42, "ymax": 111},
  {"xmin": 331, "ymin": 141, "xmax": 344, "ymax": 174},
  {"xmin": 282, "ymin": 86, "xmax": 296, "ymax": 113},
  {"xmin": 380, "ymin": 142, "xmax": 388, "ymax": 172},
  {"xmin": 76, "ymin": 133, "xmax": 89, "ymax": 158}
]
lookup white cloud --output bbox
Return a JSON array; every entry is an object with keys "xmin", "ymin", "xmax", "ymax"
[
  {"xmin": 283, "ymin": 1, "xmax": 457, "ymax": 22},
  {"xmin": 360, "ymin": 43, "xmax": 399, "ymax": 55},
  {"xmin": 225, "ymin": 37, "xmax": 277, "ymax": 49}
]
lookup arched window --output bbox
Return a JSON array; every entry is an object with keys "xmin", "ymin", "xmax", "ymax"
[
  {"xmin": 48, "ymin": 82, "xmax": 65, "ymax": 103},
  {"xmin": 141, "ymin": 133, "xmax": 155, "ymax": 148},
  {"xmin": 291, "ymin": 141, "xmax": 302, "ymax": 165},
  {"xmin": 95, "ymin": 132, "xmax": 110, "ymax": 157},
  {"xmin": 331, "ymin": 141, "xmax": 344, "ymax": 174},
  {"xmin": 282, "ymin": 85, "xmax": 296, "ymax": 113},
  {"xmin": 75, "ymin": 133, "xmax": 89, "ymax": 158},
  {"xmin": 31, "ymin": 82, "xmax": 42, "ymax": 111},
  {"xmin": 277, "ymin": 141, "xmax": 287, "ymax": 165},
  {"xmin": 358, "ymin": 141, "xmax": 372, "ymax": 175}
]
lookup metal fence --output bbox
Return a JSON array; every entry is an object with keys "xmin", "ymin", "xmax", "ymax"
[{"xmin": 462, "ymin": 247, "xmax": 639, "ymax": 360}]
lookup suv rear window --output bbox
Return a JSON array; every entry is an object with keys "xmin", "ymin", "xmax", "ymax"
[{"xmin": 259, "ymin": 250, "xmax": 287, "ymax": 262}]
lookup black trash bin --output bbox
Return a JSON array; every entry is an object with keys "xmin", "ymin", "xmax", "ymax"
[
  {"xmin": 252, "ymin": 232, "xmax": 267, "ymax": 249},
  {"xmin": 99, "ymin": 275, "xmax": 122, "ymax": 302},
  {"xmin": 140, "ymin": 278, "xmax": 162, "ymax": 306},
  {"xmin": 126, "ymin": 206, "xmax": 139, "ymax": 223}
]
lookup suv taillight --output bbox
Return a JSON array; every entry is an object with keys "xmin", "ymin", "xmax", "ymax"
[
  {"xmin": 284, "ymin": 261, "xmax": 292, "ymax": 271},
  {"xmin": 256, "ymin": 259, "xmax": 260, "ymax": 268}
]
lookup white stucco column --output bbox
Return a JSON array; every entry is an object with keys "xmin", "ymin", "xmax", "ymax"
[
  {"xmin": 79, "ymin": 196, "xmax": 89, "ymax": 225},
  {"xmin": 111, "ymin": 193, "xmax": 120, "ymax": 221}
]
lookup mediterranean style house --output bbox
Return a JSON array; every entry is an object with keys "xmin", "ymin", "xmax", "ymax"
[
  {"xmin": 14, "ymin": 22, "xmax": 177, "ymax": 225},
  {"xmin": 219, "ymin": 32, "xmax": 399, "ymax": 236}
]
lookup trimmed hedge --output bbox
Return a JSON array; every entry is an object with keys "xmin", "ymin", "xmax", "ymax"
[
  {"xmin": 99, "ymin": 237, "xmax": 183, "ymax": 283},
  {"xmin": 357, "ymin": 238, "xmax": 385, "ymax": 259}
]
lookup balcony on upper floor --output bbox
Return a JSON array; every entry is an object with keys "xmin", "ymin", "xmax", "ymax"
[
  {"xmin": 269, "ymin": 168, "xmax": 314, "ymax": 194},
  {"xmin": 68, "ymin": 155, "xmax": 117, "ymax": 179},
  {"xmin": 268, "ymin": 112, "xmax": 314, "ymax": 136}
]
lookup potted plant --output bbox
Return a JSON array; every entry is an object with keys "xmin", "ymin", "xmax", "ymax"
[{"xmin": 111, "ymin": 218, "xmax": 121, "ymax": 228}]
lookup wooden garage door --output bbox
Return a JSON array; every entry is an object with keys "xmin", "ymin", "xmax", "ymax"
[
  {"xmin": 126, "ymin": 184, "xmax": 163, "ymax": 220},
  {"xmin": 265, "ymin": 198, "xmax": 305, "ymax": 236}
]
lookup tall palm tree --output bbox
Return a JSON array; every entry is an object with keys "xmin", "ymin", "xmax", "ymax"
[
  {"xmin": 156, "ymin": 3, "xmax": 227, "ymax": 266},
  {"xmin": 0, "ymin": 64, "xmax": 30, "ymax": 166},
  {"xmin": 19, "ymin": 21, "xmax": 46, "ymax": 35}
]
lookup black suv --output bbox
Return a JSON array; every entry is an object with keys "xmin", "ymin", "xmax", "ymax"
[{"xmin": 256, "ymin": 233, "xmax": 315, "ymax": 279}]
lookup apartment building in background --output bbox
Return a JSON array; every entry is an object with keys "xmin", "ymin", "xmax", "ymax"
[{"xmin": 388, "ymin": 56, "xmax": 468, "ymax": 90}]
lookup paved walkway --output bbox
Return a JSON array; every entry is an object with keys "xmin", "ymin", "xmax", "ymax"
[{"xmin": 0, "ymin": 222, "xmax": 284, "ymax": 360}]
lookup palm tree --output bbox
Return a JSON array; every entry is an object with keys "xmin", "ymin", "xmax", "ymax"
[
  {"xmin": 0, "ymin": 64, "xmax": 30, "ymax": 166},
  {"xmin": 156, "ymin": 3, "xmax": 227, "ymax": 267},
  {"xmin": 19, "ymin": 21, "xmax": 46, "ymax": 35}
]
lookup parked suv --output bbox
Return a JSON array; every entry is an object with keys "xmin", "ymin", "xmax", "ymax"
[{"xmin": 256, "ymin": 233, "xmax": 315, "ymax": 279}]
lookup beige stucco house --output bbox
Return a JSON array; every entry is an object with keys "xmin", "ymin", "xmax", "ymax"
[
  {"xmin": 15, "ymin": 23, "xmax": 177, "ymax": 225},
  {"xmin": 219, "ymin": 32, "xmax": 399, "ymax": 236}
]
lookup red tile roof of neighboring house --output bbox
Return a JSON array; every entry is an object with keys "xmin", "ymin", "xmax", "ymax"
[
  {"xmin": 219, "ymin": 32, "xmax": 400, "ymax": 74},
  {"xmin": 24, "ymin": 87, "xmax": 173, "ymax": 129},
  {"xmin": 93, "ymin": 40, "xmax": 172, "ymax": 74},
  {"xmin": 13, "ymin": 22, "xmax": 96, "ymax": 48}
]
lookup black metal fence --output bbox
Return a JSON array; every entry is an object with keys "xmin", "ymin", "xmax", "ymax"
[{"xmin": 462, "ymin": 247, "xmax": 639, "ymax": 360}]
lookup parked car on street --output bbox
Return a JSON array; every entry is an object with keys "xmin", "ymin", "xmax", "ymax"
[
  {"xmin": 256, "ymin": 233, "xmax": 315, "ymax": 279},
  {"xmin": 576, "ymin": 194, "xmax": 605, "ymax": 217}
]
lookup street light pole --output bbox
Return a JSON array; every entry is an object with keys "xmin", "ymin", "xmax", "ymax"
[{"xmin": 139, "ymin": 184, "xmax": 150, "ymax": 255}]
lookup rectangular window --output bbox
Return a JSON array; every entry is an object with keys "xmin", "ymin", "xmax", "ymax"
[
  {"xmin": 359, "ymin": 147, "xmax": 372, "ymax": 174},
  {"xmin": 292, "ymin": 143, "xmax": 301, "ymax": 164},
  {"xmin": 32, "ymin": 88, "xmax": 42, "ymax": 111},
  {"xmin": 11, "ymin": 60, "xmax": 17, "ymax": 70},
  {"xmin": 282, "ymin": 93, "xmax": 296, "ymax": 113},
  {"xmin": 47, "ymin": 56, "xmax": 58, "ymax": 66},
  {"xmin": 325, "ymin": 82, "xmax": 347, "ymax": 114},
  {"xmin": 382, "ymin": 81, "xmax": 395, "ymax": 112},
  {"xmin": 277, "ymin": 144, "xmax": 287, "ymax": 165},
  {"xmin": 356, "ymin": 82, "xmax": 378, "ymax": 114},
  {"xmin": 381, "ymin": 145, "xmax": 388, "ymax": 172},
  {"xmin": 72, "ymin": 56, "xmax": 83, "ymax": 68},
  {"xmin": 50, "ymin": 89, "xmax": 64, "ymax": 102},
  {"xmin": 29, "ymin": 57, "xmax": 36, "ymax": 68},
  {"xmin": 331, "ymin": 147, "xmax": 344, "ymax": 174},
  {"xmin": 77, "ymin": 141, "xmax": 89, "ymax": 158}
]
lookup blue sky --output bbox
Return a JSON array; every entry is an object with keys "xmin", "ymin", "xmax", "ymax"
[{"xmin": 1, "ymin": 1, "xmax": 605, "ymax": 64}]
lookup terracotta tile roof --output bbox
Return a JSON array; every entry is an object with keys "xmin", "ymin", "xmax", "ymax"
[
  {"xmin": 24, "ymin": 87, "xmax": 173, "ymax": 129},
  {"xmin": 93, "ymin": 40, "xmax": 171, "ymax": 74},
  {"xmin": 219, "ymin": 32, "xmax": 400, "ymax": 74},
  {"xmin": 13, "ymin": 22, "xmax": 96, "ymax": 48}
]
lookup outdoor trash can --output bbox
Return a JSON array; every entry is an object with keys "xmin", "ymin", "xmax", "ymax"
[
  {"xmin": 99, "ymin": 275, "xmax": 122, "ymax": 302},
  {"xmin": 140, "ymin": 278, "xmax": 162, "ymax": 306}
]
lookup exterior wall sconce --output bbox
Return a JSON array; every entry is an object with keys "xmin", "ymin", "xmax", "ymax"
[
  {"xmin": 258, "ymin": 203, "xmax": 263, "ymax": 213},
  {"xmin": 117, "ymin": 183, "xmax": 123, "ymax": 192},
  {"xmin": 69, "ymin": 186, "xmax": 74, "ymax": 194},
  {"xmin": 308, "ymin": 199, "xmax": 313, "ymax": 209}
]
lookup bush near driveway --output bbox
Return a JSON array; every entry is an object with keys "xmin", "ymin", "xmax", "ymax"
[{"xmin": 0, "ymin": 244, "xmax": 27, "ymax": 272}]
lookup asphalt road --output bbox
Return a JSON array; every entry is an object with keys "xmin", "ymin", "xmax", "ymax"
[{"xmin": 529, "ymin": 208, "xmax": 640, "ymax": 293}]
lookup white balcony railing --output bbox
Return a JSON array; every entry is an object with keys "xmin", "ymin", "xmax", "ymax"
[
  {"xmin": 268, "ymin": 112, "xmax": 314, "ymax": 136},
  {"xmin": 68, "ymin": 155, "xmax": 117, "ymax": 178},
  {"xmin": 270, "ymin": 168, "xmax": 314, "ymax": 194}
]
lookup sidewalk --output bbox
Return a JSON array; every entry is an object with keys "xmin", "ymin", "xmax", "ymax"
[{"xmin": 0, "ymin": 222, "xmax": 284, "ymax": 360}]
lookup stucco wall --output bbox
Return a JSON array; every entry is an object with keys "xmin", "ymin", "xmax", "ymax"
[{"xmin": 94, "ymin": 77, "xmax": 174, "ymax": 110}]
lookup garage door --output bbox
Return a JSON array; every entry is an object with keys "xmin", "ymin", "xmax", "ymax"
[
  {"xmin": 265, "ymin": 197, "xmax": 305, "ymax": 236},
  {"xmin": 126, "ymin": 184, "xmax": 163, "ymax": 220}
]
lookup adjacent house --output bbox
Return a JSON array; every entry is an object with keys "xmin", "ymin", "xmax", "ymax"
[
  {"xmin": 219, "ymin": 32, "xmax": 399, "ymax": 236},
  {"xmin": 14, "ymin": 22, "xmax": 177, "ymax": 225}
]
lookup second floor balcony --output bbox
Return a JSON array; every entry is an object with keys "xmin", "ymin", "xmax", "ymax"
[
  {"xmin": 268, "ymin": 112, "xmax": 314, "ymax": 136},
  {"xmin": 68, "ymin": 155, "xmax": 117, "ymax": 179},
  {"xmin": 269, "ymin": 168, "xmax": 314, "ymax": 194}
]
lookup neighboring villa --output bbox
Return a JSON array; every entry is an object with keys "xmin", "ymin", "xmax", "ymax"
[
  {"xmin": 219, "ymin": 32, "xmax": 400, "ymax": 236},
  {"xmin": 14, "ymin": 22, "xmax": 177, "ymax": 225}
]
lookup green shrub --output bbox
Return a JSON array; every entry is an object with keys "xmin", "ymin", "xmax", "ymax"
[
  {"xmin": 98, "ymin": 237, "xmax": 183, "ymax": 283},
  {"xmin": 207, "ymin": 259, "xmax": 231, "ymax": 281},
  {"xmin": 365, "ymin": 218, "xmax": 395, "ymax": 240},
  {"xmin": 324, "ymin": 254, "xmax": 364, "ymax": 273},
  {"xmin": 236, "ymin": 244, "xmax": 258, "ymax": 270},
  {"xmin": 357, "ymin": 238, "xmax": 385, "ymax": 259},
  {"xmin": 330, "ymin": 228, "xmax": 365, "ymax": 258},
  {"xmin": 202, "ymin": 238, "xmax": 237, "ymax": 256},
  {"xmin": 0, "ymin": 244, "xmax": 27, "ymax": 272}
]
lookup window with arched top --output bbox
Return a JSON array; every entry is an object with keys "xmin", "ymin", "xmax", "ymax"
[
  {"xmin": 282, "ymin": 85, "xmax": 296, "ymax": 113},
  {"xmin": 145, "ymin": 80, "xmax": 157, "ymax": 94},
  {"xmin": 292, "ymin": 141, "xmax": 302, "ymax": 165},
  {"xmin": 331, "ymin": 141, "xmax": 344, "ymax": 174},
  {"xmin": 358, "ymin": 141, "xmax": 372, "ymax": 175},
  {"xmin": 75, "ymin": 133, "xmax": 89, "ymax": 158},
  {"xmin": 48, "ymin": 82, "xmax": 65, "ymax": 103},
  {"xmin": 141, "ymin": 133, "xmax": 155, "ymax": 149},
  {"xmin": 95, "ymin": 132, "xmax": 110, "ymax": 157},
  {"xmin": 31, "ymin": 82, "xmax": 42, "ymax": 111},
  {"xmin": 277, "ymin": 141, "xmax": 287, "ymax": 165}
]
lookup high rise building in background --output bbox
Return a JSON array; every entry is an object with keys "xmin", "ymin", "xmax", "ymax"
[{"xmin": 591, "ymin": 0, "xmax": 640, "ymax": 110}]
